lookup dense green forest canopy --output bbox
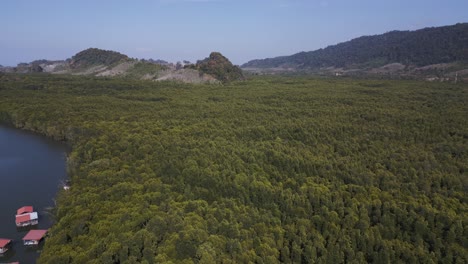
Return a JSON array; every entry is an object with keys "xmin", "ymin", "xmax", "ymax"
[
  {"xmin": 0, "ymin": 74, "xmax": 467, "ymax": 263},
  {"xmin": 242, "ymin": 23, "xmax": 468, "ymax": 69}
]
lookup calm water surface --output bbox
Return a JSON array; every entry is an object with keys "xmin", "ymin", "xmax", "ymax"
[{"xmin": 0, "ymin": 125, "xmax": 68, "ymax": 263}]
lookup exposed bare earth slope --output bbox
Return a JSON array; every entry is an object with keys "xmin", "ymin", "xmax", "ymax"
[{"xmin": 0, "ymin": 48, "xmax": 242, "ymax": 84}]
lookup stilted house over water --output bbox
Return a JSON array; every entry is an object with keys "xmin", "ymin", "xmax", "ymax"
[
  {"xmin": 0, "ymin": 238, "xmax": 12, "ymax": 254},
  {"xmin": 22, "ymin": 229, "xmax": 48, "ymax": 246},
  {"xmin": 15, "ymin": 206, "xmax": 38, "ymax": 227}
]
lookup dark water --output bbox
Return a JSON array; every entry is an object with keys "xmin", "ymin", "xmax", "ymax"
[{"xmin": 0, "ymin": 126, "xmax": 68, "ymax": 263}]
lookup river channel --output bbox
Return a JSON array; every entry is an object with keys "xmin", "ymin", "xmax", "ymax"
[{"xmin": 0, "ymin": 125, "xmax": 68, "ymax": 263}]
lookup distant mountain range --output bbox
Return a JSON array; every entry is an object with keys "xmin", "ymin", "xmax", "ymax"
[
  {"xmin": 2, "ymin": 23, "xmax": 467, "ymax": 82},
  {"xmin": 242, "ymin": 23, "xmax": 468, "ymax": 81},
  {"xmin": 0, "ymin": 48, "xmax": 244, "ymax": 83}
]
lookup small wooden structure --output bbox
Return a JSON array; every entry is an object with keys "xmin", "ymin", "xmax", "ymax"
[
  {"xmin": 0, "ymin": 238, "xmax": 12, "ymax": 254},
  {"xmin": 23, "ymin": 229, "xmax": 48, "ymax": 246},
  {"xmin": 15, "ymin": 205, "xmax": 38, "ymax": 227}
]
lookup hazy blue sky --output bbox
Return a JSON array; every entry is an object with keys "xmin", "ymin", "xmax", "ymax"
[{"xmin": 1, "ymin": 0, "xmax": 467, "ymax": 66}]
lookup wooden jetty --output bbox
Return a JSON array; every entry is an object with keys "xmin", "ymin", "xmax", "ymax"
[{"xmin": 0, "ymin": 238, "xmax": 12, "ymax": 254}]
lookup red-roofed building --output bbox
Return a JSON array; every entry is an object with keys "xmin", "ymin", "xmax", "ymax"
[
  {"xmin": 17, "ymin": 206, "xmax": 34, "ymax": 215},
  {"xmin": 0, "ymin": 238, "xmax": 12, "ymax": 254},
  {"xmin": 23, "ymin": 230, "xmax": 48, "ymax": 245},
  {"xmin": 15, "ymin": 212, "xmax": 38, "ymax": 227}
]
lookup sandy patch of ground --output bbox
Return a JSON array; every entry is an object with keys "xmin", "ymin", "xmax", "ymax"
[
  {"xmin": 415, "ymin": 63, "xmax": 453, "ymax": 71},
  {"xmin": 97, "ymin": 61, "xmax": 136, "ymax": 77},
  {"xmin": 156, "ymin": 69, "xmax": 220, "ymax": 84},
  {"xmin": 72, "ymin": 65, "xmax": 108, "ymax": 75}
]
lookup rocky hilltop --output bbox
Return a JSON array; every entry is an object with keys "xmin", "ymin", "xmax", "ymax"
[{"xmin": 194, "ymin": 52, "xmax": 244, "ymax": 83}]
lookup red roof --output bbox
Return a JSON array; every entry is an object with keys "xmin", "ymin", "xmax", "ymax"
[
  {"xmin": 23, "ymin": 230, "xmax": 48, "ymax": 241},
  {"xmin": 16, "ymin": 214, "xmax": 32, "ymax": 224},
  {"xmin": 0, "ymin": 238, "xmax": 11, "ymax": 247},
  {"xmin": 17, "ymin": 206, "xmax": 34, "ymax": 215},
  {"xmin": 15, "ymin": 212, "xmax": 37, "ymax": 224}
]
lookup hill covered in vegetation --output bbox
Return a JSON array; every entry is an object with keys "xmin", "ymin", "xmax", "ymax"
[
  {"xmin": 193, "ymin": 52, "xmax": 244, "ymax": 83},
  {"xmin": 0, "ymin": 74, "xmax": 466, "ymax": 263},
  {"xmin": 69, "ymin": 48, "xmax": 130, "ymax": 69},
  {"xmin": 243, "ymin": 23, "xmax": 468, "ymax": 80}
]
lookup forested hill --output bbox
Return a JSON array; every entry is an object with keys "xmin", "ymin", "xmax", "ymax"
[
  {"xmin": 69, "ymin": 48, "xmax": 129, "ymax": 69},
  {"xmin": 193, "ymin": 52, "xmax": 244, "ymax": 83},
  {"xmin": 242, "ymin": 23, "xmax": 468, "ymax": 69}
]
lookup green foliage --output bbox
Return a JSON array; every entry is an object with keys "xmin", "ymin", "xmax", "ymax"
[
  {"xmin": 0, "ymin": 74, "xmax": 467, "ymax": 263},
  {"xmin": 196, "ymin": 52, "xmax": 244, "ymax": 83},
  {"xmin": 243, "ymin": 23, "xmax": 468, "ymax": 69},
  {"xmin": 70, "ymin": 48, "xmax": 129, "ymax": 69}
]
